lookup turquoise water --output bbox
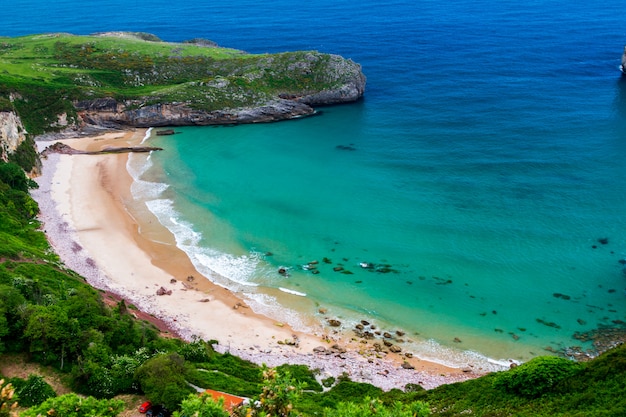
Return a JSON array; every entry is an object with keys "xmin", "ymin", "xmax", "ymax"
[
  {"xmin": 5, "ymin": 0, "xmax": 626, "ymax": 367},
  {"xmin": 131, "ymin": 95, "xmax": 626, "ymax": 366}
]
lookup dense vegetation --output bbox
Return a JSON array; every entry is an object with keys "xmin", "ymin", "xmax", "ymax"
[
  {"xmin": 0, "ymin": 33, "xmax": 359, "ymax": 134},
  {"xmin": 0, "ymin": 155, "xmax": 623, "ymax": 415}
]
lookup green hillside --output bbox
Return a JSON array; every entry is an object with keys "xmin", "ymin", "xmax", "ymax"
[{"xmin": 0, "ymin": 32, "xmax": 364, "ymax": 134}]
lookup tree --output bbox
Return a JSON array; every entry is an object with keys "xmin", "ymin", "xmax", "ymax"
[
  {"xmin": 233, "ymin": 366, "xmax": 303, "ymax": 417},
  {"xmin": 108, "ymin": 347, "xmax": 152, "ymax": 394},
  {"xmin": 22, "ymin": 304, "xmax": 79, "ymax": 368},
  {"xmin": 173, "ymin": 393, "xmax": 229, "ymax": 417},
  {"xmin": 20, "ymin": 393, "xmax": 124, "ymax": 417},
  {"xmin": 135, "ymin": 352, "xmax": 194, "ymax": 411}
]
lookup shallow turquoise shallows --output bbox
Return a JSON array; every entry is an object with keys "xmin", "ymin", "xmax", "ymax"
[{"xmin": 8, "ymin": 0, "xmax": 626, "ymax": 368}]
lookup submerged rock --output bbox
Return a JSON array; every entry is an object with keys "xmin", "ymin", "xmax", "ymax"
[
  {"xmin": 156, "ymin": 129, "xmax": 176, "ymax": 136},
  {"xmin": 553, "ymin": 293, "xmax": 571, "ymax": 300},
  {"xmin": 536, "ymin": 318, "xmax": 561, "ymax": 329}
]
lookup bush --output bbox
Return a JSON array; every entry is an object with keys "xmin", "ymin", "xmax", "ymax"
[
  {"xmin": 200, "ymin": 352, "xmax": 262, "ymax": 383},
  {"xmin": 20, "ymin": 393, "xmax": 124, "ymax": 417},
  {"xmin": 178, "ymin": 338, "xmax": 213, "ymax": 363},
  {"xmin": 275, "ymin": 364, "xmax": 323, "ymax": 392},
  {"xmin": 8, "ymin": 137, "xmax": 40, "ymax": 174},
  {"xmin": 324, "ymin": 397, "xmax": 431, "ymax": 417},
  {"xmin": 0, "ymin": 162, "xmax": 33, "ymax": 193},
  {"xmin": 321, "ymin": 376, "xmax": 335, "ymax": 388},
  {"xmin": 234, "ymin": 366, "xmax": 303, "ymax": 417},
  {"xmin": 173, "ymin": 393, "xmax": 229, "ymax": 417},
  {"xmin": 186, "ymin": 368, "xmax": 260, "ymax": 398},
  {"xmin": 492, "ymin": 356, "xmax": 583, "ymax": 398},
  {"xmin": 11, "ymin": 375, "xmax": 56, "ymax": 407}
]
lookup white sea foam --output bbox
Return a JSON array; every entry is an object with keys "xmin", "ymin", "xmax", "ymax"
[
  {"xmin": 132, "ymin": 179, "xmax": 169, "ymax": 200},
  {"xmin": 278, "ymin": 287, "xmax": 307, "ymax": 297},
  {"xmin": 144, "ymin": 198, "xmax": 261, "ymax": 289},
  {"xmin": 127, "ymin": 149, "xmax": 169, "ymax": 200},
  {"xmin": 189, "ymin": 250, "xmax": 261, "ymax": 288},
  {"xmin": 141, "ymin": 127, "xmax": 153, "ymax": 144},
  {"xmin": 404, "ymin": 338, "xmax": 511, "ymax": 372},
  {"xmin": 145, "ymin": 199, "xmax": 201, "ymax": 247},
  {"xmin": 244, "ymin": 292, "xmax": 313, "ymax": 333}
]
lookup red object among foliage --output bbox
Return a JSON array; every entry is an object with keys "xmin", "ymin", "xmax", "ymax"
[
  {"xmin": 139, "ymin": 401, "xmax": 152, "ymax": 413},
  {"xmin": 204, "ymin": 389, "xmax": 245, "ymax": 412}
]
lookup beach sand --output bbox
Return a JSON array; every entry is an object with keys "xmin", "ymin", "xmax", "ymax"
[{"xmin": 32, "ymin": 128, "xmax": 480, "ymax": 390}]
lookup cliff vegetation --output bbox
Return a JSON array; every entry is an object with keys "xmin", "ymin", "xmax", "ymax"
[{"xmin": 0, "ymin": 32, "xmax": 366, "ymax": 134}]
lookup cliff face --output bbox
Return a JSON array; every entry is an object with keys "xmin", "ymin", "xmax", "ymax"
[
  {"xmin": 74, "ymin": 98, "xmax": 317, "ymax": 127},
  {"xmin": 295, "ymin": 54, "xmax": 366, "ymax": 106},
  {"xmin": 0, "ymin": 111, "xmax": 27, "ymax": 162}
]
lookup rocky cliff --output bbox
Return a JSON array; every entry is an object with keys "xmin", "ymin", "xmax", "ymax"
[
  {"xmin": 0, "ymin": 111, "xmax": 27, "ymax": 162},
  {"xmin": 72, "ymin": 51, "xmax": 366, "ymax": 128},
  {"xmin": 75, "ymin": 97, "xmax": 316, "ymax": 127}
]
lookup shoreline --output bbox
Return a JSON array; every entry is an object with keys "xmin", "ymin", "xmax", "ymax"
[{"xmin": 32, "ymin": 128, "xmax": 480, "ymax": 390}]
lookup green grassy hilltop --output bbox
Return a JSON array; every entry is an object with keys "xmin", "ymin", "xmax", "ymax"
[{"xmin": 0, "ymin": 32, "xmax": 365, "ymax": 134}]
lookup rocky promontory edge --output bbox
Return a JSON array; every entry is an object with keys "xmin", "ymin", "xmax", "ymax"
[
  {"xmin": 74, "ymin": 97, "xmax": 318, "ymax": 128},
  {"xmin": 1, "ymin": 33, "xmax": 366, "ymax": 148}
]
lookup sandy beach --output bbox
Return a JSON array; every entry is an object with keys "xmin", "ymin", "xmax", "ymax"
[{"xmin": 32, "ymin": 128, "xmax": 480, "ymax": 390}]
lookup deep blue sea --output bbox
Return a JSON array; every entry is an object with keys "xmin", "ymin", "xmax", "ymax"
[{"xmin": 5, "ymin": 0, "xmax": 626, "ymax": 368}]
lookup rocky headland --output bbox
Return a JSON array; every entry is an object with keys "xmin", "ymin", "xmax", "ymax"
[{"xmin": 0, "ymin": 32, "xmax": 366, "ymax": 143}]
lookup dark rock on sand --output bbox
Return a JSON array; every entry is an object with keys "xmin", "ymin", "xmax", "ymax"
[{"xmin": 327, "ymin": 319, "xmax": 342, "ymax": 327}]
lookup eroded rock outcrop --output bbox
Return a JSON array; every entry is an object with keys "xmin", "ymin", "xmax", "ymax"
[
  {"xmin": 0, "ymin": 111, "xmax": 27, "ymax": 162},
  {"xmin": 41, "ymin": 142, "xmax": 163, "ymax": 156},
  {"xmin": 74, "ymin": 98, "xmax": 317, "ymax": 128}
]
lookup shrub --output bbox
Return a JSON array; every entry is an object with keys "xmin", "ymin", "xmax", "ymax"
[
  {"xmin": 233, "ymin": 366, "xmax": 303, "ymax": 417},
  {"xmin": 492, "ymin": 356, "xmax": 583, "ymax": 398},
  {"xmin": 275, "ymin": 364, "xmax": 323, "ymax": 392},
  {"xmin": 178, "ymin": 337, "xmax": 213, "ymax": 362},
  {"xmin": 321, "ymin": 376, "xmax": 335, "ymax": 388},
  {"xmin": 20, "ymin": 393, "xmax": 124, "ymax": 417},
  {"xmin": 11, "ymin": 374, "xmax": 56, "ymax": 407},
  {"xmin": 8, "ymin": 137, "xmax": 39, "ymax": 174},
  {"xmin": 0, "ymin": 162, "xmax": 32, "ymax": 193},
  {"xmin": 324, "ymin": 397, "xmax": 431, "ymax": 417},
  {"xmin": 173, "ymin": 393, "xmax": 229, "ymax": 417}
]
